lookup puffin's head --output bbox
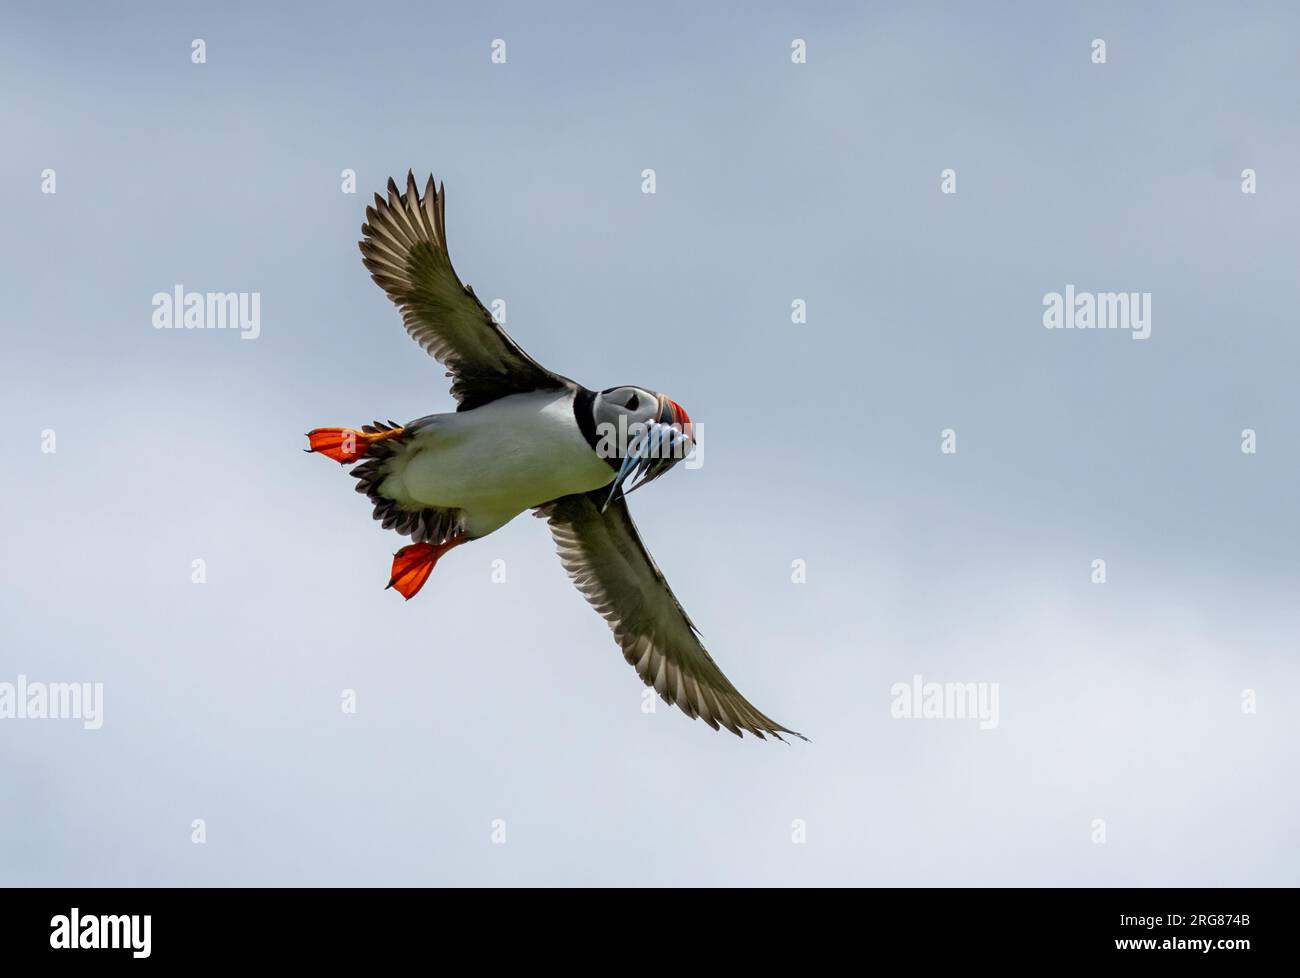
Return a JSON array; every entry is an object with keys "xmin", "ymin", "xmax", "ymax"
[
  {"xmin": 592, "ymin": 385, "xmax": 694, "ymax": 508},
  {"xmin": 593, "ymin": 386, "xmax": 692, "ymax": 442}
]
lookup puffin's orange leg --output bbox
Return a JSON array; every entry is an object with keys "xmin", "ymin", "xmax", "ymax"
[
  {"xmin": 386, "ymin": 534, "xmax": 468, "ymax": 600},
  {"xmin": 305, "ymin": 426, "xmax": 404, "ymax": 463}
]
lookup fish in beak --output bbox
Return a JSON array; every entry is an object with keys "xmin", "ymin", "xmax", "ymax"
[{"xmin": 601, "ymin": 394, "xmax": 694, "ymax": 511}]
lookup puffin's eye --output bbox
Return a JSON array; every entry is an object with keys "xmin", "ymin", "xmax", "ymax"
[{"xmin": 624, "ymin": 393, "xmax": 639, "ymax": 411}]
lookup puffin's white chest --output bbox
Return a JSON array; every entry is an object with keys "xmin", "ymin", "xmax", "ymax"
[{"xmin": 380, "ymin": 390, "xmax": 613, "ymax": 535}]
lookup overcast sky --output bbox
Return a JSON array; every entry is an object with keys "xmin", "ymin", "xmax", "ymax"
[{"xmin": 2, "ymin": 0, "xmax": 1297, "ymax": 885}]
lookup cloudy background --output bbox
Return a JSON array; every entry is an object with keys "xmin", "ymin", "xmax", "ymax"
[{"xmin": 2, "ymin": 0, "xmax": 1297, "ymax": 885}]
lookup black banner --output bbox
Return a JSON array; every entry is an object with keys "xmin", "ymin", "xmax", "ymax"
[{"xmin": 0, "ymin": 887, "xmax": 1283, "ymax": 966}]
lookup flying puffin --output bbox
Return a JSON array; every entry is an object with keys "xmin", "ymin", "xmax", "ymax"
[{"xmin": 307, "ymin": 172, "xmax": 804, "ymax": 742}]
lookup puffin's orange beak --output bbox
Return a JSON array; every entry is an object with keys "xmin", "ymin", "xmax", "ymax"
[
  {"xmin": 601, "ymin": 395, "xmax": 695, "ymax": 511},
  {"xmin": 665, "ymin": 398, "xmax": 693, "ymax": 440}
]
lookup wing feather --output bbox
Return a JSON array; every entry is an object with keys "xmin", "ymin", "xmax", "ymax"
[
  {"xmin": 359, "ymin": 171, "xmax": 572, "ymax": 410},
  {"xmin": 537, "ymin": 492, "xmax": 805, "ymax": 742}
]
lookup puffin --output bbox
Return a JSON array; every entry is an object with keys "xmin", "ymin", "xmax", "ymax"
[{"xmin": 307, "ymin": 172, "xmax": 804, "ymax": 742}]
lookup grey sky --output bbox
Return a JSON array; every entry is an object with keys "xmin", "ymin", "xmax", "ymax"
[{"xmin": 1, "ymin": 1, "xmax": 1297, "ymax": 885}]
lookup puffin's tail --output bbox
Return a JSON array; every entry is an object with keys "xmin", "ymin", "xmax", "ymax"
[{"xmin": 306, "ymin": 420, "xmax": 463, "ymax": 544}]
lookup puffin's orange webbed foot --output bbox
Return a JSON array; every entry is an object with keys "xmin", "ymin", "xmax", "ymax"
[
  {"xmin": 386, "ymin": 534, "xmax": 468, "ymax": 600},
  {"xmin": 305, "ymin": 425, "xmax": 404, "ymax": 463},
  {"xmin": 387, "ymin": 542, "xmax": 438, "ymax": 600}
]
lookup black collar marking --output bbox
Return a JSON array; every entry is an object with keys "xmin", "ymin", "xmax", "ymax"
[{"xmin": 573, "ymin": 387, "xmax": 619, "ymax": 471}]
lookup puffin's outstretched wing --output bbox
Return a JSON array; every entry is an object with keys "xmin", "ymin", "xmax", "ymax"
[
  {"xmin": 537, "ymin": 491, "xmax": 806, "ymax": 742},
  {"xmin": 360, "ymin": 172, "xmax": 573, "ymax": 411}
]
